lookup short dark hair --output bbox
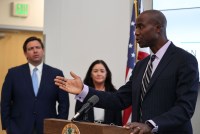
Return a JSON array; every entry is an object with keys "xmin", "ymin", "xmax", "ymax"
[
  {"xmin": 23, "ymin": 36, "xmax": 44, "ymax": 52},
  {"xmin": 84, "ymin": 60, "xmax": 116, "ymax": 92},
  {"xmin": 142, "ymin": 10, "xmax": 167, "ymax": 35}
]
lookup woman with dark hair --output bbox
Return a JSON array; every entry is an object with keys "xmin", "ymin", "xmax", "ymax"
[{"xmin": 75, "ymin": 60, "xmax": 122, "ymax": 126}]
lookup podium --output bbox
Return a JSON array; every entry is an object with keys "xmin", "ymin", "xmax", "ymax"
[{"xmin": 44, "ymin": 118, "xmax": 132, "ymax": 134}]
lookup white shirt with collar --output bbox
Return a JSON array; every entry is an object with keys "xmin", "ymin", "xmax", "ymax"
[{"xmin": 151, "ymin": 40, "xmax": 171, "ymax": 75}]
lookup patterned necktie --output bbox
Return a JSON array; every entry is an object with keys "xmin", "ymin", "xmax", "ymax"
[
  {"xmin": 139, "ymin": 55, "xmax": 156, "ymax": 121},
  {"xmin": 32, "ymin": 68, "xmax": 38, "ymax": 96}
]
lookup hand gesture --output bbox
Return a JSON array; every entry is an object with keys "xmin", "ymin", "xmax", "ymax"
[{"xmin": 54, "ymin": 71, "xmax": 83, "ymax": 94}]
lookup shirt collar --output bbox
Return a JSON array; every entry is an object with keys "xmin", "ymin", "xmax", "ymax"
[
  {"xmin": 151, "ymin": 40, "xmax": 171, "ymax": 60},
  {"xmin": 29, "ymin": 62, "xmax": 43, "ymax": 74}
]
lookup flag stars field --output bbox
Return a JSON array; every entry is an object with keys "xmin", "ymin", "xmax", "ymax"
[{"xmin": 129, "ymin": 43, "xmax": 133, "ymax": 48}]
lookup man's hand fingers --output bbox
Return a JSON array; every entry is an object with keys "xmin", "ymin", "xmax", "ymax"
[{"xmin": 70, "ymin": 71, "xmax": 79, "ymax": 79}]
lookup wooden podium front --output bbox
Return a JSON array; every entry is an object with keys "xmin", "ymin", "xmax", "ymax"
[{"xmin": 44, "ymin": 118, "xmax": 132, "ymax": 134}]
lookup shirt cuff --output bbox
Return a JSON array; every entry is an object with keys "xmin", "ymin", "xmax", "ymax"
[
  {"xmin": 75, "ymin": 84, "xmax": 89, "ymax": 102},
  {"xmin": 146, "ymin": 120, "xmax": 158, "ymax": 133}
]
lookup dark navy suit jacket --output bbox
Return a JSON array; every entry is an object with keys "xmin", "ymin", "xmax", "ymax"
[
  {"xmin": 1, "ymin": 63, "xmax": 69, "ymax": 134},
  {"xmin": 86, "ymin": 43, "xmax": 199, "ymax": 134}
]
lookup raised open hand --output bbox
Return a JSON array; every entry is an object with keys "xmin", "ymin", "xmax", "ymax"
[{"xmin": 54, "ymin": 71, "xmax": 84, "ymax": 95}]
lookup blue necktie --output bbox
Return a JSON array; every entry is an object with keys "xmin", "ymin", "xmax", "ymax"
[{"xmin": 32, "ymin": 68, "xmax": 38, "ymax": 96}]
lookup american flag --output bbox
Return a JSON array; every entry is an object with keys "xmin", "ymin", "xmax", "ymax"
[
  {"xmin": 125, "ymin": 16, "xmax": 136, "ymax": 82},
  {"xmin": 122, "ymin": 0, "xmax": 149, "ymax": 125},
  {"xmin": 122, "ymin": 0, "xmax": 137, "ymax": 125}
]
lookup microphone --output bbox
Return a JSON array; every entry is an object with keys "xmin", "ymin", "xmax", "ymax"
[{"xmin": 71, "ymin": 95, "xmax": 99, "ymax": 121}]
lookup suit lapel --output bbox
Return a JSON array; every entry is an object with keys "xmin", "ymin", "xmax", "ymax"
[
  {"xmin": 133, "ymin": 57, "xmax": 150, "ymax": 95},
  {"xmin": 146, "ymin": 43, "xmax": 176, "ymax": 94},
  {"xmin": 22, "ymin": 63, "xmax": 36, "ymax": 97},
  {"xmin": 37, "ymin": 64, "xmax": 52, "ymax": 97},
  {"xmin": 132, "ymin": 56, "xmax": 150, "ymax": 121},
  {"xmin": 138, "ymin": 56, "xmax": 150, "ymax": 81},
  {"xmin": 37, "ymin": 64, "xmax": 46, "ymax": 97}
]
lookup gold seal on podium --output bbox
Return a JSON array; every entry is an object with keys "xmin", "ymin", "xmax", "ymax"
[{"xmin": 62, "ymin": 123, "xmax": 80, "ymax": 134}]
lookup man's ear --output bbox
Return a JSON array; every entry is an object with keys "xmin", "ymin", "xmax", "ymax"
[{"xmin": 156, "ymin": 24, "xmax": 163, "ymax": 33}]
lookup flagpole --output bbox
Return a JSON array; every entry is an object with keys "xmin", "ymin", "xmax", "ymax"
[{"xmin": 134, "ymin": 0, "xmax": 139, "ymax": 61}]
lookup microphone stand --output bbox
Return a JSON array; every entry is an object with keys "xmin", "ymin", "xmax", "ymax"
[
  {"xmin": 82, "ymin": 107, "xmax": 91, "ymax": 122},
  {"xmin": 71, "ymin": 95, "xmax": 99, "ymax": 121},
  {"xmin": 83, "ymin": 112, "xmax": 89, "ymax": 122}
]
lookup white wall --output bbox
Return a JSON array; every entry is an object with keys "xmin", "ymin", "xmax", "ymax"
[{"xmin": 0, "ymin": 0, "xmax": 44, "ymax": 31}]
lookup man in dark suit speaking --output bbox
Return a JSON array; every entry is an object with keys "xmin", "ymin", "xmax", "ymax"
[
  {"xmin": 1, "ymin": 36, "xmax": 70, "ymax": 134},
  {"xmin": 55, "ymin": 10, "xmax": 199, "ymax": 134}
]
